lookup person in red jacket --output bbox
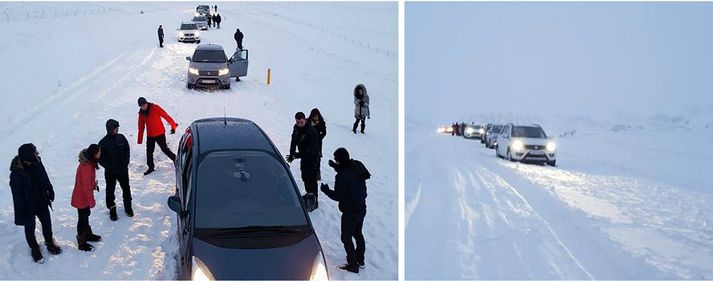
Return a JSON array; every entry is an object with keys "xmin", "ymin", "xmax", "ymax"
[
  {"xmin": 71, "ymin": 144, "xmax": 103, "ymax": 252},
  {"xmin": 137, "ymin": 97, "xmax": 178, "ymax": 175}
]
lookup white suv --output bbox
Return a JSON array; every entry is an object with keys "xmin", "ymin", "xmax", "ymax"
[
  {"xmin": 495, "ymin": 124, "xmax": 557, "ymax": 166},
  {"xmin": 177, "ymin": 22, "xmax": 200, "ymax": 43}
]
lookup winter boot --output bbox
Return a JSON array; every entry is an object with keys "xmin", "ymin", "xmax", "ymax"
[
  {"xmin": 143, "ymin": 167, "xmax": 155, "ymax": 176},
  {"xmin": 76, "ymin": 232, "xmax": 94, "ymax": 252},
  {"xmin": 109, "ymin": 206, "xmax": 118, "ymax": 221},
  {"xmin": 125, "ymin": 205, "xmax": 134, "ymax": 217},
  {"xmin": 45, "ymin": 239, "xmax": 63, "ymax": 255},
  {"xmin": 360, "ymin": 123, "xmax": 365, "ymax": 134},
  {"xmin": 31, "ymin": 245, "xmax": 45, "ymax": 264},
  {"xmin": 352, "ymin": 123, "xmax": 358, "ymax": 134},
  {"xmin": 85, "ymin": 226, "xmax": 102, "ymax": 242},
  {"xmin": 338, "ymin": 263, "xmax": 359, "ymax": 274}
]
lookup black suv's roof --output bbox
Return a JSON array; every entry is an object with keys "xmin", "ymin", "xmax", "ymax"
[{"xmin": 193, "ymin": 118, "xmax": 276, "ymax": 154}]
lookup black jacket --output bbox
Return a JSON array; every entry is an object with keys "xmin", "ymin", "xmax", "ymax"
[
  {"xmin": 312, "ymin": 120, "xmax": 326, "ymax": 156},
  {"xmin": 290, "ymin": 123, "xmax": 321, "ymax": 180},
  {"xmin": 323, "ymin": 160, "xmax": 368, "ymax": 213},
  {"xmin": 9, "ymin": 156, "xmax": 54, "ymax": 226},
  {"xmin": 234, "ymin": 30, "xmax": 244, "ymax": 43},
  {"xmin": 98, "ymin": 133, "xmax": 130, "ymax": 173},
  {"xmin": 215, "ymin": 14, "xmax": 222, "ymax": 23},
  {"xmin": 158, "ymin": 27, "xmax": 164, "ymax": 39}
]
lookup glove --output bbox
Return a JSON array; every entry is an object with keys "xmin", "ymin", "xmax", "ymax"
[
  {"xmin": 320, "ymin": 183, "xmax": 330, "ymax": 193},
  {"xmin": 47, "ymin": 190, "xmax": 55, "ymax": 202},
  {"xmin": 170, "ymin": 128, "xmax": 176, "ymax": 134},
  {"xmin": 368, "ymin": 116, "xmax": 371, "ymax": 119},
  {"xmin": 328, "ymin": 159, "xmax": 338, "ymax": 169},
  {"xmin": 285, "ymin": 155, "xmax": 294, "ymax": 163}
]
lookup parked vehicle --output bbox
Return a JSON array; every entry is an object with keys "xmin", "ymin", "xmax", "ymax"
[
  {"xmin": 192, "ymin": 15, "xmax": 209, "ymax": 30},
  {"xmin": 196, "ymin": 5, "xmax": 210, "ymax": 15},
  {"xmin": 495, "ymin": 123, "xmax": 557, "ymax": 166},
  {"xmin": 177, "ymin": 22, "xmax": 201, "ymax": 43},
  {"xmin": 485, "ymin": 124, "xmax": 504, "ymax": 148},
  {"xmin": 463, "ymin": 124, "xmax": 485, "ymax": 139},
  {"xmin": 186, "ymin": 44, "xmax": 249, "ymax": 89},
  {"xmin": 167, "ymin": 117, "xmax": 329, "ymax": 280}
]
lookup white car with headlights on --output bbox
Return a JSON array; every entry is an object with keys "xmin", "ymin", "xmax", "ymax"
[
  {"xmin": 463, "ymin": 124, "xmax": 485, "ymax": 139},
  {"xmin": 177, "ymin": 22, "xmax": 200, "ymax": 43},
  {"xmin": 495, "ymin": 124, "xmax": 557, "ymax": 166}
]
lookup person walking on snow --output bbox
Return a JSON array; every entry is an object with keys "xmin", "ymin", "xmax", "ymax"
[
  {"xmin": 286, "ymin": 112, "xmax": 321, "ymax": 211},
  {"xmin": 157, "ymin": 25, "xmax": 164, "ymax": 48},
  {"xmin": 10, "ymin": 143, "xmax": 63, "ymax": 263},
  {"xmin": 352, "ymin": 84, "xmax": 370, "ymax": 134},
  {"xmin": 234, "ymin": 28, "xmax": 244, "ymax": 50},
  {"xmin": 71, "ymin": 144, "xmax": 103, "ymax": 252},
  {"xmin": 137, "ymin": 97, "xmax": 177, "ymax": 175},
  {"xmin": 98, "ymin": 119, "xmax": 132, "ymax": 221},
  {"xmin": 321, "ymin": 148, "xmax": 370, "ymax": 274},
  {"xmin": 214, "ymin": 13, "xmax": 222, "ymax": 29}
]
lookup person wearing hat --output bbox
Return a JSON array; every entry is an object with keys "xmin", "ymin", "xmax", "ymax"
[
  {"xmin": 137, "ymin": 97, "xmax": 178, "ymax": 175},
  {"xmin": 98, "ymin": 119, "xmax": 132, "ymax": 221},
  {"xmin": 320, "ymin": 148, "xmax": 370, "ymax": 273},
  {"xmin": 71, "ymin": 144, "xmax": 103, "ymax": 252},
  {"xmin": 10, "ymin": 143, "xmax": 63, "ymax": 263},
  {"xmin": 286, "ymin": 111, "xmax": 321, "ymax": 211}
]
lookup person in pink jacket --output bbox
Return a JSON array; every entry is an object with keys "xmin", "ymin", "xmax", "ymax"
[{"xmin": 71, "ymin": 144, "xmax": 103, "ymax": 251}]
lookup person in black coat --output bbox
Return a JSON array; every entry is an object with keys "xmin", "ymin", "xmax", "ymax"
[
  {"xmin": 98, "ymin": 119, "xmax": 132, "ymax": 221},
  {"xmin": 321, "ymin": 148, "xmax": 369, "ymax": 274},
  {"xmin": 10, "ymin": 143, "xmax": 63, "ymax": 263},
  {"xmin": 207, "ymin": 14, "xmax": 212, "ymax": 28},
  {"xmin": 157, "ymin": 25, "xmax": 164, "ymax": 48},
  {"xmin": 286, "ymin": 112, "xmax": 321, "ymax": 210},
  {"xmin": 234, "ymin": 28, "xmax": 244, "ymax": 50},
  {"xmin": 214, "ymin": 13, "xmax": 222, "ymax": 29}
]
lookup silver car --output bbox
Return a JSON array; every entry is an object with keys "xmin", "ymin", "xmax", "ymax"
[
  {"xmin": 192, "ymin": 15, "xmax": 208, "ymax": 30},
  {"xmin": 177, "ymin": 22, "xmax": 200, "ymax": 43},
  {"xmin": 186, "ymin": 44, "xmax": 249, "ymax": 89}
]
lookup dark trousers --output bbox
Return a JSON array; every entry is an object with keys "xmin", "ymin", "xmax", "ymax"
[
  {"xmin": 217, "ymin": 22, "xmax": 220, "ymax": 29},
  {"xmin": 24, "ymin": 205, "xmax": 53, "ymax": 249},
  {"xmin": 303, "ymin": 179, "xmax": 318, "ymax": 201},
  {"xmin": 77, "ymin": 208, "xmax": 91, "ymax": 235},
  {"xmin": 159, "ymin": 37, "xmax": 164, "ymax": 47},
  {"xmin": 237, "ymin": 41, "xmax": 243, "ymax": 50},
  {"xmin": 146, "ymin": 134, "xmax": 176, "ymax": 169},
  {"xmin": 106, "ymin": 170, "xmax": 132, "ymax": 209},
  {"xmin": 341, "ymin": 208, "xmax": 366, "ymax": 266},
  {"xmin": 353, "ymin": 118, "xmax": 366, "ymax": 133}
]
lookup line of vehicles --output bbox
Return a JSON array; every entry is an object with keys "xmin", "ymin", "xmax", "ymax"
[
  {"xmin": 440, "ymin": 122, "xmax": 557, "ymax": 166},
  {"xmin": 180, "ymin": 5, "xmax": 249, "ymax": 90}
]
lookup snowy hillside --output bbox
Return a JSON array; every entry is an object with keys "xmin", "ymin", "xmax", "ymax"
[
  {"xmin": 0, "ymin": 2, "xmax": 397, "ymax": 280},
  {"xmin": 406, "ymin": 114, "xmax": 713, "ymax": 279}
]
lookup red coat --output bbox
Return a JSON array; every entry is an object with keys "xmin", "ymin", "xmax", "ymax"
[
  {"xmin": 138, "ymin": 103, "xmax": 177, "ymax": 144},
  {"xmin": 71, "ymin": 151, "xmax": 97, "ymax": 209}
]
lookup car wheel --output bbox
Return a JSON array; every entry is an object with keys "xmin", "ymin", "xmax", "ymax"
[
  {"xmin": 507, "ymin": 148, "xmax": 514, "ymax": 161},
  {"xmin": 196, "ymin": 40, "xmax": 201, "ymax": 44},
  {"xmin": 221, "ymin": 83, "xmax": 231, "ymax": 89},
  {"xmin": 495, "ymin": 145, "xmax": 501, "ymax": 158},
  {"xmin": 547, "ymin": 160, "xmax": 557, "ymax": 166},
  {"xmin": 187, "ymin": 82, "xmax": 194, "ymax": 89}
]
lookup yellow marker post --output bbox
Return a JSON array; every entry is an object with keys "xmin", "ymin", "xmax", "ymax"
[{"xmin": 267, "ymin": 68, "xmax": 271, "ymax": 85}]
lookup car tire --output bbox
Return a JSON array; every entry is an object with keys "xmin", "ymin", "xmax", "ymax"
[
  {"xmin": 196, "ymin": 40, "xmax": 201, "ymax": 44},
  {"xmin": 547, "ymin": 160, "xmax": 557, "ymax": 166},
  {"xmin": 221, "ymin": 83, "xmax": 230, "ymax": 89},
  {"xmin": 495, "ymin": 145, "xmax": 500, "ymax": 158},
  {"xmin": 187, "ymin": 82, "xmax": 194, "ymax": 89},
  {"xmin": 507, "ymin": 148, "xmax": 514, "ymax": 162}
]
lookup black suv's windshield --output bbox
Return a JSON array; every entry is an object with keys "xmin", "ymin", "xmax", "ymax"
[
  {"xmin": 194, "ymin": 150, "xmax": 308, "ymax": 229},
  {"xmin": 192, "ymin": 50, "xmax": 227, "ymax": 63},
  {"xmin": 512, "ymin": 126, "xmax": 547, "ymax": 138},
  {"xmin": 193, "ymin": 16, "xmax": 207, "ymax": 22},
  {"xmin": 181, "ymin": 23, "xmax": 197, "ymax": 30}
]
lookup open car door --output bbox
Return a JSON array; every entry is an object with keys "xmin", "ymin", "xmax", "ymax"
[{"xmin": 228, "ymin": 49, "xmax": 249, "ymax": 79}]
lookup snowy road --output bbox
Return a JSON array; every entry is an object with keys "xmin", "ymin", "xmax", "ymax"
[
  {"xmin": 0, "ymin": 2, "xmax": 397, "ymax": 279},
  {"xmin": 405, "ymin": 121, "xmax": 713, "ymax": 279}
]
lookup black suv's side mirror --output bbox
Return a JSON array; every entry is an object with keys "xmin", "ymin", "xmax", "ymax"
[{"xmin": 167, "ymin": 195, "xmax": 185, "ymax": 217}]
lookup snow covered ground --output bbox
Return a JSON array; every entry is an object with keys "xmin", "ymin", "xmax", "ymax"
[
  {"xmin": 0, "ymin": 2, "xmax": 397, "ymax": 279},
  {"xmin": 405, "ymin": 115, "xmax": 713, "ymax": 279}
]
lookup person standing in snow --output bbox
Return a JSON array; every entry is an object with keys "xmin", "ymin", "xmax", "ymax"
[
  {"xmin": 214, "ymin": 4, "xmax": 218, "ymax": 12},
  {"xmin": 207, "ymin": 14, "xmax": 212, "ymax": 28},
  {"xmin": 71, "ymin": 144, "xmax": 103, "ymax": 252},
  {"xmin": 234, "ymin": 28, "xmax": 244, "ymax": 50},
  {"xmin": 352, "ymin": 84, "xmax": 370, "ymax": 134},
  {"xmin": 137, "ymin": 97, "xmax": 178, "ymax": 176},
  {"xmin": 320, "ymin": 148, "xmax": 370, "ymax": 274},
  {"xmin": 286, "ymin": 112, "xmax": 321, "ymax": 211},
  {"xmin": 9, "ymin": 143, "xmax": 63, "ymax": 263},
  {"xmin": 309, "ymin": 108, "xmax": 327, "ymax": 180},
  {"xmin": 98, "ymin": 119, "xmax": 132, "ymax": 221},
  {"xmin": 157, "ymin": 25, "xmax": 164, "ymax": 48},
  {"xmin": 214, "ymin": 13, "xmax": 222, "ymax": 29}
]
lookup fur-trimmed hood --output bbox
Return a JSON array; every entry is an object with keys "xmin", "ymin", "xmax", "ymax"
[
  {"xmin": 9, "ymin": 156, "xmax": 24, "ymax": 172},
  {"xmin": 78, "ymin": 149, "xmax": 91, "ymax": 164}
]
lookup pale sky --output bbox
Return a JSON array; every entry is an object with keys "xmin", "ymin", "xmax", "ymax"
[{"xmin": 406, "ymin": 2, "xmax": 713, "ymax": 124}]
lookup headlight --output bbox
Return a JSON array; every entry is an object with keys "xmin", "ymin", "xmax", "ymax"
[
  {"xmin": 195, "ymin": 31, "xmax": 200, "ymax": 37},
  {"xmin": 465, "ymin": 128, "xmax": 474, "ymax": 134},
  {"xmin": 189, "ymin": 68, "xmax": 199, "ymax": 75},
  {"xmin": 310, "ymin": 253, "xmax": 329, "ymax": 281},
  {"xmin": 479, "ymin": 128, "xmax": 485, "ymax": 134},
  {"xmin": 546, "ymin": 141, "xmax": 556, "ymax": 152},
  {"xmin": 192, "ymin": 256, "xmax": 215, "ymax": 281},
  {"xmin": 218, "ymin": 68, "xmax": 229, "ymax": 76},
  {"xmin": 511, "ymin": 140, "xmax": 524, "ymax": 151}
]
